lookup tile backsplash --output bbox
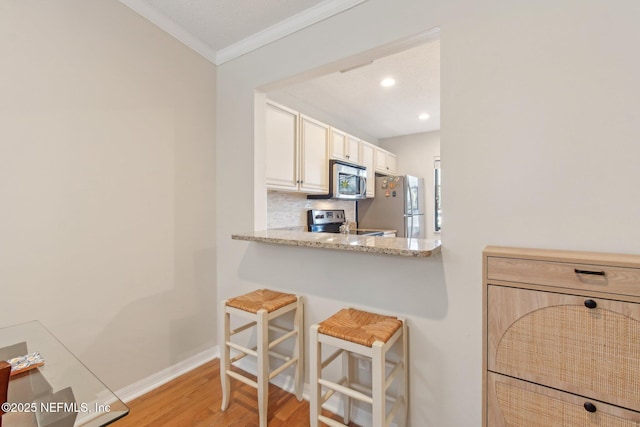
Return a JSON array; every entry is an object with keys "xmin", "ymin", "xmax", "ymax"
[{"xmin": 267, "ymin": 191, "xmax": 356, "ymax": 229}]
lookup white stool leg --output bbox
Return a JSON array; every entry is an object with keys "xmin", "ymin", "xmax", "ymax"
[
  {"xmin": 256, "ymin": 309, "xmax": 269, "ymax": 427},
  {"xmin": 309, "ymin": 325, "xmax": 321, "ymax": 427},
  {"xmin": 294, "ymin": 296, "xmax": 304, "ymax": 401},
  {"xmin": 372, "ymin": 341, "xmax": 385, "ymax": 427},
  {"xmin": 220, "ymin": 300, "xmax": 231, "ymax": 411},
  {"xmin": 342, "ymin": 350, "xmax": 351, "ymax": 424}
]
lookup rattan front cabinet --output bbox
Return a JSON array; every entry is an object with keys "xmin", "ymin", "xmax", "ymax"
[{"xmin": 483, "ymin": 247, "xmax": 640, "ymax": 426}]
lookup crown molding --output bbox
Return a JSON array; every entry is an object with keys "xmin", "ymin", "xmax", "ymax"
[
  {"xmin": 120, "ymin": 0, "xmax": 367, "ymax": 66},
  {"xmin": 215, "ymin": 0, "xmax": 368, "ymax": 65},
  {"xmin": 120, "ymin": 0, "xmax": 218, "ymax": 64}
]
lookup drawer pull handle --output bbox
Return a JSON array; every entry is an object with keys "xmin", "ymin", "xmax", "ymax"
[
  {"xmin": 575, "ymin": 269, "xmax": 605, "ymax": 276},
  {"xmin": 584, "ymin": 299, "xmax": 598, "ymax": 309},
  {"xmin": 584, "ymin": 402, "xmax": 597, "ymax": 413}
]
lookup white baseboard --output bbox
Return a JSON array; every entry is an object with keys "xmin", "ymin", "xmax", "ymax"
[{"xmin": 116, "ymin": 346, "xmax": 220, "ymax": 403}]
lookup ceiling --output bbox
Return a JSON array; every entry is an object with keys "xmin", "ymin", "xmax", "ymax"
[
  {"xmin": 268, "ymin": 40, "xmax": 440, "ymax": 139},
  {"xmin": 120, "ymin": 0, "xmax": 440, "ymax": 139}
]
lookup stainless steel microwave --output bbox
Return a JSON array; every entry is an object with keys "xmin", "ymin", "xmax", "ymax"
[{"xmin": 308, "ymin": 160, "xmax": 367, "ymax": 200}]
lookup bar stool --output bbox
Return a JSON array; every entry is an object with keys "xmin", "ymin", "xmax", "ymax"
[
  {"xmin": 220, "ymin": 289, "xmax": 303, "ymax": 427},
  {"xmin": 310, "ymin": 308, "xmax": 408, "ymax": 427}
]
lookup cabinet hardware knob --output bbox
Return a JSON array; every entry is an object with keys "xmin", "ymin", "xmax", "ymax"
[
  {"xmin": 584, "ymin": 402, "xmax": 597, "ymax": 413},
  {"xmin": 575, "ymin": 269, "xmax": 605, "ymax": 276},
  {"xmin": 584, "ymin": 299, "xmax": 597, "ymax": 309}
]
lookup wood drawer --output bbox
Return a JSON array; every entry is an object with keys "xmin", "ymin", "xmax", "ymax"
[
  {"xmin": 487, "ymin": 285, "xmax": 640, "ymax": 412},
  {"xmin": 487, "ymin": 256, "xmax": 640, "ymax": 296},
  {"xmin": 487, "ymin": 372, "xmax": 640, "ymax": 427}
]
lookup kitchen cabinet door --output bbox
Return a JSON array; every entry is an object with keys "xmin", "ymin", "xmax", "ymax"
[
  {"xmin": 299, "ymin": 115, "xmax": 329, "ymax": 193},
  {"xmin": 375, "ymin": 147, "xmax": 397, "ymax": 175},
  {"xmin": 266, "ymin": 102, "xmax": 298, "ymax": 191},
  {"xmin": 330, "ymin": 128, "xmax": 347, "ymax": 161},
  {"xmin": 346, "ymin": 135, "xmax": 360, "ymax": 164},
  {"xmin": 330, "ymin": 129, "xmax": 360, "ymax": 164},
  {"xmin": 386, "ymin": 152, "xmax": 397, "ymax": 174}
]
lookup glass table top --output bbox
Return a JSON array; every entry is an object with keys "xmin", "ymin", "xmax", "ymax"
[{"xmin": 0, "ymin": 321, "xmax": 128, "ymax": 427}]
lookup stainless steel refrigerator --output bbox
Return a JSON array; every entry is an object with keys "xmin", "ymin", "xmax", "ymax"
[{"xmin": 357, "ymin": 175, "xmax": 426, "ymax": 238}]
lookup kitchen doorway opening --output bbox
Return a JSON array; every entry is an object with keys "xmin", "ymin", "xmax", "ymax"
[{"xmin": 254, "ymin": 28, "xmax": 441, "ymax": 239}]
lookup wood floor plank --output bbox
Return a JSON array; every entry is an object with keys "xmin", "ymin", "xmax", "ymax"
[{"xmin": 116, "ymin": 359, "xmax": 361, "ymax": 426}]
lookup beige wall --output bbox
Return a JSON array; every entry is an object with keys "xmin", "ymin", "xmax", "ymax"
[
  {"xmin": 217, "ymin": 0, "xmax": 640, "ymax": 425},
  {"xmin": 0, "ymin": 0, "xmax": 216, "ymax": 391}
]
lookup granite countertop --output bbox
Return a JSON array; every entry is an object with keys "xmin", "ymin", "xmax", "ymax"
[{"xmin": 231, "ymin": 229, "xmax": 441, "ymax": 258}]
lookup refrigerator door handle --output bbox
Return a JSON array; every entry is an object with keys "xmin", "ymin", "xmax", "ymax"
[
  {"xmin": 407, "ymin": 178, "xmax": 416, "ymax": 215},
  {"xmin": 406, "ymin": 180, "xmax": 412, "ymax": 216}
]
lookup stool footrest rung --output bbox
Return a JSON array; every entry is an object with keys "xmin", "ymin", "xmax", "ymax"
[
  {"xmin": 268, "ymin": 329, "xmax": 297, "ymax": 349},
  {"xmin": 321, "ymin": 349, "xmax": 344, "ymax": 369},
  {"xmin": 226, "ymin": 370, "xmax": 258, "ymax": 389},
  {"xmin": 230, "ymin": 321, "xmax": 256, "ymax": 336},
  {"xmin": 350, "ymin": 352, "xmax": 396, "ymax": 369},
  {"xmin": 350, "ymin": 382, "xmax": 398, "ymax": 403},
  {"xmin": 268, "ymin": 357, "xmax": 298, "ymax": 380},
  {"xmin": 227, "ymin": 341, "xmax": 257, "ymax": 357},
  {"xmin": 386, "ymin": 396, "xmax": 404, "ymax": 426},
  {"xmin": 269, "ymin": 350, "xmax": 291, "ymax": 361},
  {"xmin": 230, "ymin": 322, "xmax": 291, "ymax": 337},
  {"xmin": 229, "ymin": 344, "xmax": 291, "ymax": 364},
  {"xmin": 385, "ymin": 360, "xmax": 403, "ymax": 392},
  {"xmin": 321, "ymin": 376, "xmax": 347, "ymax": 403},
  {"xmin": 268, "ymin": 324, "xmax": 289, "ymax": 334},
  {"xmin": 318, "ymin": 378, "xmax": 373, "ymax": 404},
  {"xmin": 318, "ymin": 414, "xmax": 348, "ymax": 427},
  {"xmin": 350, "ymin": 382, "xmax": 370, "ymax": 396},
  {"xmin": 229, "ymin": 350, "xmax": 248, "ymax": 363}
]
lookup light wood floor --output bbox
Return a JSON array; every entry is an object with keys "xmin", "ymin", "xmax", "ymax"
[{"xmin": 115, "ymin": 359, "xmax": 360, "ymax": 426}]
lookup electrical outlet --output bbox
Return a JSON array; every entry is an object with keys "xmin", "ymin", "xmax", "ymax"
[{"xmin": 358, "ymin": 359, "xmax": 370, "ymax": 371}]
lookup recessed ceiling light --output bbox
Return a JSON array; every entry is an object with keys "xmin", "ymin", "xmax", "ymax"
[
  {"xmin": 418, "ymin": 113, "xmax": 430, "ymax": 120},
  {"xmin": 380, "ymin": 77, "xmax": 396, "ymax": 87}
]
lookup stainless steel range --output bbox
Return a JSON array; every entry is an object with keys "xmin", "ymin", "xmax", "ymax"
[{"xmin": 307, "ymin": 209, "xmax": 383, "ymax": 236}]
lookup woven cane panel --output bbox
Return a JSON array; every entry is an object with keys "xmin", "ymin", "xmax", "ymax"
[
  {"xmin": 495, "ymin": 381, "xmax": 638, "ymax": 427},
  {"xmin": 318, "ymin": 308, "xmax": 402, "ymax": 347},
  {"xmin": 226, "ymin": 289, "xmax": 297, "ymax": 313},
  {"xmin": 495, "ymin": 305, "xmax": 640, "ymax": 404}
]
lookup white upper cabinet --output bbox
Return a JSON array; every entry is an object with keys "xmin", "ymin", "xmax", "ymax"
[
  {"xmin": 330, "ymin": 128, "xmax": 360, "ymax": 165},
  {"xmin": 386, "ymin": 151, "xmax": 397, "ymax": 174},
  {"xmin": 265, "ymin": 101, "xmax": 329, "ymax": 194},
  {"xmin": 266, "ymin": 99, "xmax": 397, "ymax": 193},
  {"xmin": 375, "ymin": 146, "xmax": 397, "ymax": 176},
  {"xmin": 330, "ymin": 128, "xmax": 347, "ymax": 160},
  {"xmin": 346, "ymin": 134, "xmax": 360, "ymax": 164},
  {"xmin": 359, "ymin": 140, "xmax": 376, "ymax": 198},
  {"xmin": 266, "ymin": 101, "xmax": 298, "ymax": 191},
  {"xmin": 299, "ymin": 115, "xmax": 330, "ymax": 193}
]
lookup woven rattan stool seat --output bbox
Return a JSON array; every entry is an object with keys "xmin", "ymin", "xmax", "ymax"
[
  {"xmin": 317, "ymin": 308, "xmax": 402, "ymax": 347},
  {"xmin": 226, "ymin": 289, "xmax": 298, "ymax": 314}
]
